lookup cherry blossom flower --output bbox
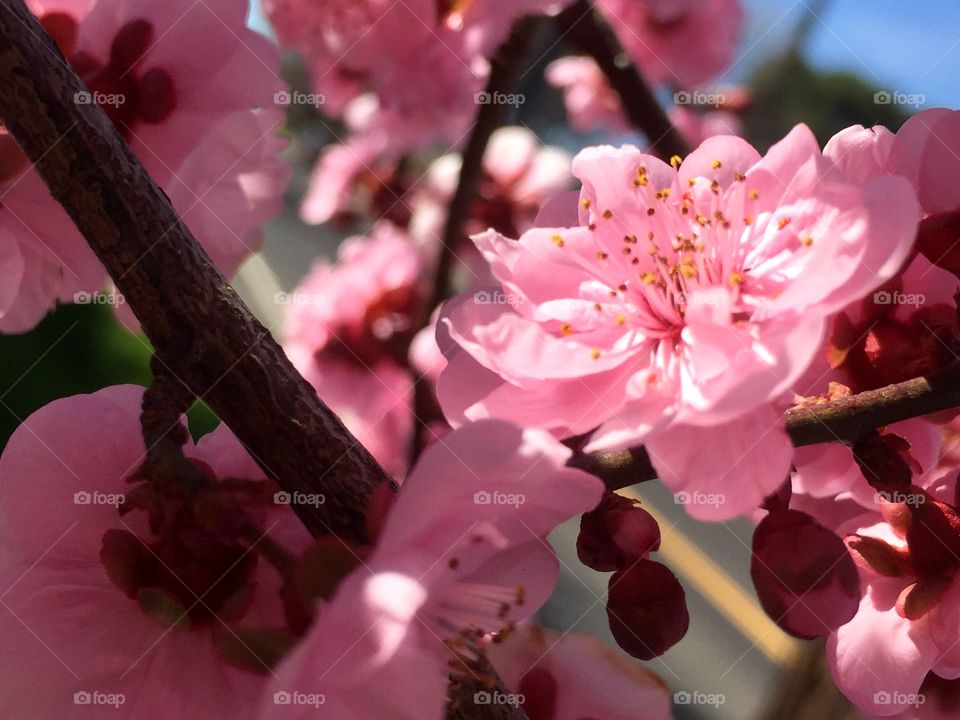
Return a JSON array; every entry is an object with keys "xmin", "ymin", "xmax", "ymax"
[
  {"xmin": 410, "ymin": 126, "xmax": 573, "ymax": 290},
  {"xmin": 793, "ymin": 466, "xmax": 960, "ymax": 718},
  {"xmin": 486, "ymin": 624, "xmax": 672, "ymax": 720},
  {"xmin": 282, "ymin": 223, "xmax": 424, "ymax": 477},
  {"xmin": 597, "ymin": 0, "xmax": 743, "ymax": 88},
  {"xmin": 0, "ymin": 385, "xmax": 312, "ymax": 719},
  {"xmin": 260, "ymin": 420, "xmax": 603, "ymax": 719},
  {"xmin": 546, "ymin": 56, "xmax": 630, "ymax": 135},
  {"xmin": 438, "ymin": 126, "xmax": 920, "ymax": 519},
  {"xmin": 0, "ymin": 0, "xmax": 289, "ymax": 332}
]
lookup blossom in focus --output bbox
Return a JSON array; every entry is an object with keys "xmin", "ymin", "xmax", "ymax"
[
  {"xmin": 282, "ymin": 223, "xmax": 424, "ymax": 477},
  {"xmin": 260, "ymin": 420, "xmax": 603, "ymax": 719},
  {"xmin": 487, "ymin": 624, "xmax": 672, "ymax": 720},
  {"xmin": 438, "ymin": 126, "xmax": 920, "ymax": 519},
  {"xmin": 0, "ymin": 386, "xmax": 312, "ymax": 719},
  {"xmin": 0, "ymin": 0, "xmax": 289, "ymax": 332}
]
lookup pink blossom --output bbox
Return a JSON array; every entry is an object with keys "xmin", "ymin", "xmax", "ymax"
[
  {"xmin": 282, "ymin": 223, "xmax": 424, "ymax": 477},
  {"xmin": 260, "ymin": 420, "xmax": 603, "ymax": 719},
  {"xmin": 0, "ymin": 386, "xmax": 312, "ymax": 718},
  {"xmin": 486, "ymin": 624, "xmax": 672, "ymax": 720},
  {"xmin": 597, "ymin": 0, "xmax": 743, "ymax": 88},
  {"xmin": 410, "ymin": 126, "xmax": 573, "ymax": 284},
  {"xmin": 438, "ymin": 126, "xmax": 920, "ymax": 519},
  {"xmin": 545, "ymin": 56, "xmax": 629, "ymax": 134},
  {"xmin": 0, "ymin": 0, "xmax": 289, "ymax": 332},
  {"xmin": 669, "ymin": 105, "xmax": 744, "ymax": 146},
  {"xmin": 794, "ymin": 467, "xmax": 960, "ymax": 717}
]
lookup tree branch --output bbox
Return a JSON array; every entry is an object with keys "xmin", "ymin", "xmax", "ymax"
[
  {"xmin": 555, "ymin": 0, "xmax": 690, "ymax": 160},
  {"xmin": 0, "ymin": 0, "xmax": 391, "ymax": 543},
  {"xmin": 573, "ymin": 364, "xmax": 960, "ymax": 490}
]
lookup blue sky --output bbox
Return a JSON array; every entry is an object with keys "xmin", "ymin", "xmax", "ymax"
[
  {"xmin": 250, "ymin": 1, "xmax": 960, "ymax": 109},
  {"xmin": 740, "ymin": 0, "xmax": 960, "ymax": 107}
]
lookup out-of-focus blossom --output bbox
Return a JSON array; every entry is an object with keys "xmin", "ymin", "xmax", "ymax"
[
  {"xmin": 260, "ymin": 420, "xmax": 603, "ymax": 719},
  {"xmin": 0, "ymin": 386, "xmax": 311, "ymax": 719},
  {"xmin": 438, "ymin": 126, "xmax": 920, "ymax": 520},
  {"xmin": 546, "ymin": 56, "xmax": 629, "ymax": 134},
  {"xmin": 0, "ymin": 0, "xmax": 289, "ymax": 332},
  {"xmin": 410, "ymin": 126, "xmax": 572, "ymax": 287},
  {"xmin": 487, "ymin": 624, "xmax": 672, "ymax": 720},
  {"xmin": 597, "ymin": 0, "xmax": 742, "ymax": 88},
  {"xmin": 282, "ymin": 223, "xmax": 424, "ymax": 477}
]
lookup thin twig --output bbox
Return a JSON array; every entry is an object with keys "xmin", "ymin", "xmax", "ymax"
[
  {"xmin": 574, "ymin": 364, "xmax": 960, "ymax": 490},
  {"xmin": 555, "ymin": 0, "xmax": 690, "ymax": 160}
]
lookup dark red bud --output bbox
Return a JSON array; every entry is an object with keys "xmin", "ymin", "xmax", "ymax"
[
  {"xmin": 606, "ymin": 559, "xmax": 689, "ymax": 660},
  {"xmin": 751, "ymin": 510, "xmax": 859, "ymax": 639},
  {"xmin": 578, "ymin": 492, "xmax": 660, "ymax": 572}
]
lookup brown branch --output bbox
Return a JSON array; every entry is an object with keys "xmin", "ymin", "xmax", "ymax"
[
  {"xmin": 573, "ymin": 364, "xmax": 960, "ymax": 490},
  {"xmin": 555, "ymin": 0, "xmax": 690, "ymax": 160},
  {"xmin": 0, "ymin": 0, "xmax": 391, "ymax": 543}
]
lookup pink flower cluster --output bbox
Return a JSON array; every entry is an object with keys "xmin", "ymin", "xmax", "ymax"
[
  {"xmin": 0, "ymin": 0, "xmax": 289, "ymax": 332},
  {"xmin": 437, "ymin": 124, "xmax": 919, "ymax": 519}
]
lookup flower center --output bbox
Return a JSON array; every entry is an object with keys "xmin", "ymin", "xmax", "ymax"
[{"xmin": 42, "ymin": 14, "xmax": 177, "ymax": 140}]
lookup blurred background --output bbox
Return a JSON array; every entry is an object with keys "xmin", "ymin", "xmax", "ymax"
[{"xmin": 4, "ymin": 1, "xmax": 958, "ymax": 717}]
